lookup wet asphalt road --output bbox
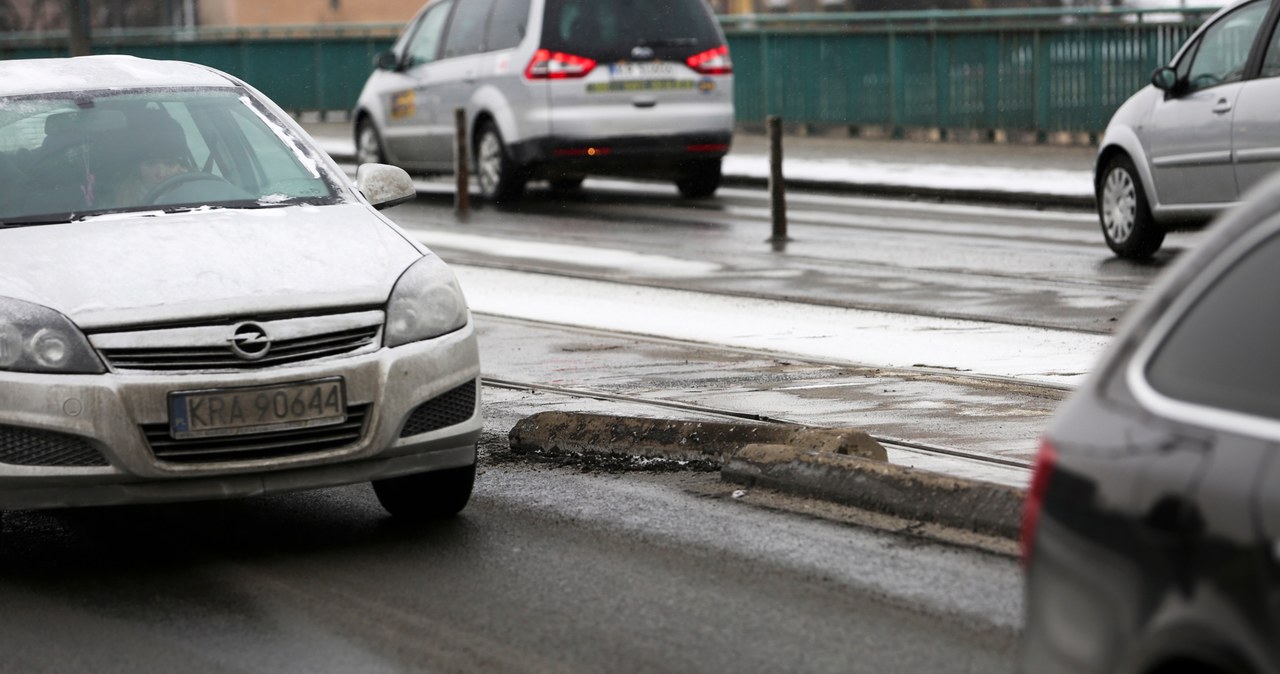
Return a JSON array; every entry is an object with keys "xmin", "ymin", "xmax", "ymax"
[{"xmin": 0, "ymin": 464, "xmax": 1018, "ymax": 673}]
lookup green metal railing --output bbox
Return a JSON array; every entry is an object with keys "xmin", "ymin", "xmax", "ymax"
[
  {"xmin": 723, "ymin": 7, "xmax": 1216, "ymax": 136},
  {"xmin": 0, "ymin": 7, "xmax": 1221, "ymax": 136}
]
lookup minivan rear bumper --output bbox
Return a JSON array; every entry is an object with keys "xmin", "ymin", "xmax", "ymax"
[{"xmin": 509, "ymin": 132, "xmax": 731, "ymax": 177}]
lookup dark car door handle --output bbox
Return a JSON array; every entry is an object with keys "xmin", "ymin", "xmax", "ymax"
[{"xmin": 1213, "ymin": 99, "xmax": 1233, "ymax": 114}]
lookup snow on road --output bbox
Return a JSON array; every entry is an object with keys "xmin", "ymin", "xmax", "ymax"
[{"xmin": 448, "ymin": 263, "xmax": 1109, "ymax": 387}]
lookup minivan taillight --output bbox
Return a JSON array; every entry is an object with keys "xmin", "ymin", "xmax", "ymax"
[
  {"xmin": 525, "ymin": 49, "xmax": 597, "ymax": 79},
  {"xmin": 686, "ymin": 45, "xmax": 732, "ymax": 75},
  {"xmin": 1021, "ymin": 437, "xmax": 1058, "ymax": 566}
]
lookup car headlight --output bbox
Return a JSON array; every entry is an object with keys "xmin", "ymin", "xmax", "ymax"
[
  {"xmin": 385, "ymin": 255, "xmax": 469, "ymax": 347},
  {"xmin": 0, "ymin": 297, "xmax": 105, "ymax": 374}
]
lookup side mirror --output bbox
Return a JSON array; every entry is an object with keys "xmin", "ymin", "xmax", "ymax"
[
  {"xmin": 1151, "ymin": 66, "xmax": 1179, "ymax": 92},
  {"xmin": 374, "ymin": 50, "xmax": 400, "ymax": 72},
  {"xmin": 356, "ymin": 163, "xmax": 416, "ymax": 210}
]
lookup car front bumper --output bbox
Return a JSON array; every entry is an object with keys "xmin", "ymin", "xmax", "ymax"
[{"xmin": 0, "ymin": 323, "xmax": 481, "ymax": 510}]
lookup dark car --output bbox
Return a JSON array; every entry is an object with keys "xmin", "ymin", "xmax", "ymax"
[{"xmin": 1020, "ymin": 169, "xmax": 1280, "ymax": 672}]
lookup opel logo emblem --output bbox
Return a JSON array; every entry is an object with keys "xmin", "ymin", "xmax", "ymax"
[
  {"xmin": 631, "ymin": 46, "xmax": 655, "ymax": 60},
  {"xmin": 230, "ymin": 322, "xmax": 271, "ymax": 361}
]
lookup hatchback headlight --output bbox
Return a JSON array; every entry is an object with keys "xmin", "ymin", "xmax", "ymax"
[
  {"xmin": 385, "ymin": 255, "xmax": 469, "ymax": 347},
  {"xmin": 0, "ymin": 297, "xmax": 104, "ymax": 374}
]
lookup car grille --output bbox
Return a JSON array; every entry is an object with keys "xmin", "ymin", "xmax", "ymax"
[
  {"xmin": 0, "ymin": 425, "xmax": 109, "ymax": 467},
  {"xmin": 99, "ymin": 326, "xmax": 381, "ymax": 372},
  {"xmin": 399, "ymin": 380, "xmax": 477, "ymax": 438},
  {"xmin": 141, "ymin": 404, "xmax": 371, "ymax": 464}
]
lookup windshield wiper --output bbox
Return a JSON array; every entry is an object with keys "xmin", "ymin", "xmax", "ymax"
[{"xmin": 0, "ymin": 213, "xmax": 86, "ymax": 228}]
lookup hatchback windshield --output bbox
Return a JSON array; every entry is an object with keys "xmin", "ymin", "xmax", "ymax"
[{"xmin": 0, "ymin": 87, "xmax": 340, "ymax": 225}]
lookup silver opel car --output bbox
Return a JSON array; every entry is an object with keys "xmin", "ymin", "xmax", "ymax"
[
  {"xmin": 352, "ymin": 0, "xmax": 735, "ymax": 202},
  {"xmin": 0, "ymin": 56, "xmax": 481, "ymax": 522},
  {"xmin": 1096, "ymin": 0, "xmax": 1280, "ymax": 259}
]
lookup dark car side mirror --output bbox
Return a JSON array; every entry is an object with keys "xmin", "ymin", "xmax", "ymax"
[
  {"xmin": 374, "ymin": 50, "xmax": 400, "ymax": 72},
  {"xmin": 1151, "ymin": 66, "xmax": 1179, "ymax": 93}
]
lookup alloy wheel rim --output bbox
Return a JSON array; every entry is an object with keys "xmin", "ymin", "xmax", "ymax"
[
  {"xmin": 478, "ymin": 132, "xmax": 502, "ymax": 196},
  {"xmin": 357, "ymin": 125, "xmax": 380, "ymax": 164},
  {"xmin": 1102, "ymin": 168, "xmax": 1136, "ymax": 243}
]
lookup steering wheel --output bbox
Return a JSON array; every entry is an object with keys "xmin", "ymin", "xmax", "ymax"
[{"xmin": 143, "ymin": 172, "xmax": 235, "ymax": 205}]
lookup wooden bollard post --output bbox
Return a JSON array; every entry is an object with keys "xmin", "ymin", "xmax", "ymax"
[{"xmin": 454, "ymin": 108, "xmax": 469, "ymax": 219}]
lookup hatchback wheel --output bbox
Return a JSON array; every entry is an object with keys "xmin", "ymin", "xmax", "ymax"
[
  {"xmin": 372, "ymin": 463, "xmax": 475, "ymax": 519},
  {"xmin": 356, "ymin": 118, "xmax": 386, "ymax": 165},
  {"xmin": 475, "ymin": 122, "xmax": 525, "ymax": 203},
  {"xmin": 675, "ymin": 159, "xmax": 722, "ymax": 199},
  {"xmin": 1099, "ymin": 154, "xmax": 1164, "ymax": 259}
]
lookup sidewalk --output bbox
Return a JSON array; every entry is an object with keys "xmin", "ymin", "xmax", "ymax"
[{"xmin": 300, "ymin": 121, "xmax": 1098, "ymax": 210}]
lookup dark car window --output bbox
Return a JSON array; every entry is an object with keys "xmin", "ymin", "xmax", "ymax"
[
  {"xmin": 1146, "ymin": 228, "xmax": 1280, "ymax": 420},
  {"xmin": 486, "ymin": 0, "xmax": 531, "ymax": 51},
  {"xmin": 1183, "ymin": 0, "xmax": 1271, "ymax": 93},
  {"xmin": 442, "ymin": 0, "xmax": 496, "ymax": 59},
  {"xmin": 540, "ymin": 0, "xmax": 722, "ymax": 61},
  {"xmin": 405, "ymin": 0, "xmax": 454, "ymax": 67}
]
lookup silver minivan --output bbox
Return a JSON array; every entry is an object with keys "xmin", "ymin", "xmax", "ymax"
[
  {"xmin": 353, "ymin": 0, "xmax": 735, "ymax": 202},
  {"xmin": 1095, "ymin": 0, "xmax": 1280, "ymax": 258}
]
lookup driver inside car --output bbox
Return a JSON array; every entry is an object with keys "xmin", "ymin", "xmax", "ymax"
[{"xmin": 106, "ymin": 112, "xmax": 195, "ymax": 207}]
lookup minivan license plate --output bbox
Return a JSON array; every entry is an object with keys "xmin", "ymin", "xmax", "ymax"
[
  {"xmin": 609, "ymin": 62, "xmax": 675, "ymax": 79},
  {"xmin": 168, "ymin": 378, "xmax": 346, "ymax": 439}
]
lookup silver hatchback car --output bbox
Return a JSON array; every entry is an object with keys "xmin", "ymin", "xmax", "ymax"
[
  {"xmin": 353, "ymin": 0, "xmax": 735, "ymax": 202},
  {"xmin": 0, "ymin": 56, "xmax": 481, "ymax": 522},
  {"xmin": 1096, "ymin": 0, "xmax": 1280, "ymax": 258}
]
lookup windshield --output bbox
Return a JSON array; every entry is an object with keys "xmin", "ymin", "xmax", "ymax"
[{"xmin": 0, "ymin": 87, "xmax": 343, "ymax": 225}]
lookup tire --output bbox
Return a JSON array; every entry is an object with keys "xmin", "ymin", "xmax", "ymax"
[
  {"xmin": 372, "ymin": 463, "xmax": 475, "ymax": 519},
  {"xmin": 475, "ymin": 122, "xmax": 525, "ymax": 203},
  {"xmin": 356, "ymin": 117, "xmax": 386, "ymax": 165},
  {"xmin": 675, "ymin": 159, "xmax": 722, "ymax": 199},
  {"xmin": 1098, "ymin": 154, "xmax": 1164, "ymax": 259}
]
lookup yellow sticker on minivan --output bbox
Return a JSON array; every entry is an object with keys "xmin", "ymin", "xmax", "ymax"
[
  {"xmin": 391, "ymin": 90, "xmax": 415, "ymax": 119},
  {"xmin": 586, "ymin": 80, "xmax": 695, "ymax": 93}
]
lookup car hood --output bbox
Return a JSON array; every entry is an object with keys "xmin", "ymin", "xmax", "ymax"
[{"xmin": 0, "ymin": 204, "xmax": 424, "ymax": 330}]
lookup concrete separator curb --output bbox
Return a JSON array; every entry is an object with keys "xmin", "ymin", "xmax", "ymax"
[{"xmin": 507, "ymin": 411, "xmax": 1025, "ymax": 541}]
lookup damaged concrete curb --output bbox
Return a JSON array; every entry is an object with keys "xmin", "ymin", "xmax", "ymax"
[
  {"xmin": 722, "ymin": 444, "xmax": 1024, "ymax": 540},
  {"xmin": 508, "ymin": 411, "xmax": 885, "ymax": 463},
  {"xmin": 507, "ymin": 411, "xmax": 1025, "ymax": 540}
]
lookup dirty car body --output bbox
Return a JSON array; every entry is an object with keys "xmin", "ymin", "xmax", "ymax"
[
  {"xmin": 1021, "ymin": 169, "xmax": 1280, "ymax": 673},
  {"xmin": 0, "ymin": 56, "xmax": 481, "ymax": 519}
]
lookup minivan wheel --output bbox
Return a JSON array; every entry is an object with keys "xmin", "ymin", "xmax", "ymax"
[
  {"xmin": 476, "ymin": 122, "xmax": 525, "ymax": 202},
  {"xmin": 372, "ymin": 463, "xmax": 476, "ymax": 519},
  {"xmin": 675, "ymin": 160, "xmax": 722, "ymax": 199},
  {"xmin": 356, "ymin": 118, "xmax": 386, "ymax": 165},
  {"xmin": 1099, "ymin": 154, "xmax": 1164, "ymax": 259}
]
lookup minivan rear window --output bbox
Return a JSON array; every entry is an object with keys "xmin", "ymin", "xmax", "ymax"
[{"xmin": 540, "ymin": 0, "xmax": 722, "ymax": 61}]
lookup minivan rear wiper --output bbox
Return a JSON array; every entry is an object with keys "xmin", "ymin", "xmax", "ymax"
[{"xmin": 638, "ymin": 38, "xmax": 699, "ymax": 47}]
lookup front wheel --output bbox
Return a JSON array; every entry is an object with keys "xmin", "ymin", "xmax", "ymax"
[
  {"xmin": 1098, "ymin": 154, "xmax": 1164, "ymax": 259},
  {"xmin": 475, "ymin": 122, "xmax": 525, "ymax": 203},
  {"xmin": 372, "ymin": 463, "xmax": 475, "ymax": 519},
  {"xmin": 675, "ymin": 159, "xmax": 722, "ymax": 199},
  {"xmin": 356, "ymin": 118, "xmax": 386, "ymax": 165}
]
